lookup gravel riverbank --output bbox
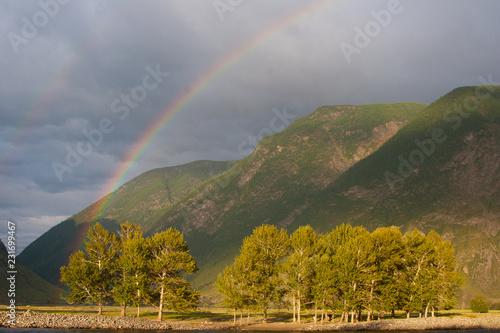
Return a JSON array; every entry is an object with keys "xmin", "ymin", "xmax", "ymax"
[
  {"xmin": 0, "ymin": 310, "xmax": 228, "ymax": 330},
  {"xmin": 1, "ymin": 310, "xmax": 500, "ymax": 331},
  {"xmin": 302, "ymin": 316, "xmax": 500, "ymax": 331}
]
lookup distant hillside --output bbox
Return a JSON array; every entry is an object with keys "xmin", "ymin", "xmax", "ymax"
[
  {"xmin": 18, "ymin": 160, "xmax": 231, "ymax": 285},
  {"xmin": 0, "ymin": 239, "xmax": 61, "ymax": 304}
]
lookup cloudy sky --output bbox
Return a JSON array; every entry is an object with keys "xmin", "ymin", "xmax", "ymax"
[{"xmin": 1, "ymin": 0, "xmax": 499, "ymax": 251}]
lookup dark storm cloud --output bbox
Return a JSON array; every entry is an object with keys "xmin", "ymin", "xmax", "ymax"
[{"xmin": 1, "ymin": 0, "xmax": 500, "ymax": 251}]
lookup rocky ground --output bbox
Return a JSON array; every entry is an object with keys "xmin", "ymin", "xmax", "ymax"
[
  {"xmin": 0, "ymin": 309, "xmax": 229, "ymax": 330},
  {"xmin": 302, "ymin": 316, "xmax": 500, "ymax": 331},
  {"xmin": 1, "ymin": 310, "xmax": 500, "ymax": 331}
]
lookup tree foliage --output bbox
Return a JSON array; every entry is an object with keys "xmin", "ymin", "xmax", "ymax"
[
  {"xmin": 470, "ymin": 295, "xmax": 489, "ymax": 313},
  {"xmin": 60, "ymin": 222, "xmax": 199, "ymax": 320},
  {"xmin": 217, "ymin": 224, "xmax": 463, "ymax": 322},
  {"xmin": 60, "ymin": 223, "xmax": 117, "ymax": 315}
]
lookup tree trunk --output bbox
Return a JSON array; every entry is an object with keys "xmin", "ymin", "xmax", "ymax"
[
  {"xmin": 293, "ymin": 294, "xmax": 296, "ymax": 323},
  {"xmin": 431, "ymin": 307, "xmax": 435, "ymax": 318},
  {"xmin": 350, "ymin": 310, "xmax": 355, "ymax": 323},
  {"xmin": 314, "ymin": 306, "xmax": 318, "ymax": 324},
  {"xmin": 247, "ymin": 310, "xmax": 250, "ymax": 325},
  {"xmin": 136, "ymin": 286, "xmax": 141, "ymax": 318},
  {"xmin": 321, "ymin": 308, "xmax": 324, "ymax": 325},
  {"xmin": 391, "ymin": 309, "xmax": 395, "ymax": 319},
  {"xmin": 424, "ymin": 302, "xmax": 430, "ymax": 318},
  {"xmin": 158, "ymin": 284, "xmax": 165, "ymax": 321},
  {"xmin": 240, "ymin": 311, "xmax": 243, "ymax": 326},
  {"xmin": 121, "ymin": 303, "xmax": 127, "ymax": 317},
  {"xmin": 98, "ymin": 303, "xmax": 103, "ymax": 316},
  {"xmin": 297, "ymin": 290, "xmax": 301, "ymax": 323},
  {"xmin": 406, "ymin": 310, "xmax": 410, "ymax": 319},
  {"xmin": 263, "ymin": 308, "xmax": 268, "ymax": 323},
  {"xmin": 368, "ymin": 279, "xmax": 374, "ymax": 322},
  {"xmin": 233, "ymin": 308, "xmax": 236, "ymax": 325},
  {"xmin": 357, "ymin": 309, "xmax": 362, "ymax": 322}
]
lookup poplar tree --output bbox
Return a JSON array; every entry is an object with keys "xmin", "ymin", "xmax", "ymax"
[
  {"xmin": 60, "ymin": 223, "xmax": 118, "ymax": 315},
  {"xmin": 402, "ymin": 229, "xmax": 435, "ymax": 318},
  {"xmin": 235, "ymin": 224, "xmax": 289, "ymax": 323},
  {"xmin": 422, "ymin": 231, "xmax": 463, "ymax": 316},
  {"xmin": 369, "ymin": 226, "xmax": 405, "ymax": 320},
  {"xmin": 113, "ymin": 222, "xmax": 150, "ymax": 317},
  {"xmin": 337, "ymin": 226, "xmax": 373, "ymax": 322},
  {"xmin": 215, "ymin": 263, "xmax": 250, "ymax": 325},
  {"xmin": 284, "ymin": 225, "xmax": 318, "ymax": 323},
  {"xmin": 148, "ymin": 228, "xmax": 199, "ymax": 321}
]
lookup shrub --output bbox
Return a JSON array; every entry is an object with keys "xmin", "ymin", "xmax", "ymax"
[{"xmin": 470, "ymin": 295, "xmax": 489, "ymax": 313}]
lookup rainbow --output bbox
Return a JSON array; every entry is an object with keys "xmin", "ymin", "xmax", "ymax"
[{"xmin": 91, "ymin": 0, "xmax": 347, "ymax": 221}]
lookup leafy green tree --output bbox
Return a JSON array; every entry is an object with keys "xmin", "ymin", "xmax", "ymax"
[
  {"xmin": 336, "ymin": 226, "xmax": 374, "ymax": 322},
  {"xmin": 215, "ymin": 262, "xmax": 251, "ymax": 325},
  {"xmin": 313, "ymin": 233, "xmax": 340, "ymax": 324},
  {"xmin": 312, "ymin": 224, "xmax": 347, "ymax": 323},
  {"xmin": 148, "ymin": 228, "xmax": 199, "ymax": 321},
  {"xmin": 369, "ymin": 226, "xmax": 405, "ymax": 320},
  {"xmin": 234, "ymin": 224, "xmax": 289, "ymax": 323},
  {"xmin": 113, "ymin": 222, "xmax": 150, "ymax": 317},
  {"xmin": 470, "ymin": 295, "xmax": 489, "ymax": 313},
  {"xmin": 60, "ymin": 223, "xmax": 118, "ymax": 315},
  {"xmin": 283, "ymin": 225, "xmax": 318, "ymax": 323},
  {"xmin": 423, "ymin": 231, "xmax": 463, "ymax": 316},
  {"xmin": 402, "ymin": 229, "xmax": 435, "ymax": 318}
]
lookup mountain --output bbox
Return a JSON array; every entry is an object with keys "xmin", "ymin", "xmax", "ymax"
[
  {"xmin": 148, "ymin": 102, "xmax": 427, "ymax": 296},
  {"xmin": 150, "ymin": 86, "xmax": 500, "ymax": 303},
  {"xmin": 293, "ymin": 86, "xmax": 500, "ymax": 305},
  {"xmin": 19, "ymin": 85, "xmax": 500, "ymax": 307},
  {"xmin": 18, "ymin": 160, "xmax": 232, "ymax": 285},
  {"xmin": 0, "ymin": 239, "xmax": 62, "ymax": 304}
]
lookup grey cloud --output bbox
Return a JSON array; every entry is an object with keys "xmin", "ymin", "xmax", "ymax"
[{"xmin": 1, "ymin": 0, "xmax": 499, "ymax": 251}]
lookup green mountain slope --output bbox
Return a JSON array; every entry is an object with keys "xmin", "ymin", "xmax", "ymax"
[
  {"xmin": 148, "ymin": 102, "xmax": 427, "ymax": 295},
  {"xmin": 18, "ymin": 160, "xmax": 231, "ymax": 285},
  {"xmin": 292, "ymin": 86, "xmax": 500, "ymax": 304},
  {"xmin": 0, "ymin": 239, "xmax": 62, "ymax": 304}
]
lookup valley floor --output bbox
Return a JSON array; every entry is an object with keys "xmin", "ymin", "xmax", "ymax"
[{"xmin": 1, "ymin": 307, "xmax": 500, "ymax": 331}]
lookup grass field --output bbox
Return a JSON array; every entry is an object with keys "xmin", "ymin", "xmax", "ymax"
[{"xmin": 1, "ymin": 305, "xmax": 499, "ymax": 324}]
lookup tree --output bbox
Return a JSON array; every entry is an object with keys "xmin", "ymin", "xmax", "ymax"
[
  {"xmin": 215, "ymin": 262, "xmax": 251, "ymax": 325},
  {"xmin": 369, "ymin": 227, "xmax": 405, "ymax": 320},
  {"xmin": 148, "ymin": 228, "xmax": 199, "ymax": 321},
  {"xmin": 283, "ymin": 225, "xmax": 318, "ymax": 323},
  {"xmin": 423, "ymin": 231, "xmax": 463, "ymax": 316},
  {"xmin": 470, "ymin": 295, "xmax": 489, "ymax": 313},
  {"xmin": 336, "ymin": 226, "xmax": 374, "ymax": 322},
  {"xmin": 60, "ymin": 223, "xmax": 118, "ymax": 315},
  {"xmin": 234, "ymin": 224, "xmax": 289, "ymax": 323},
  {"xmin": 313, "ymin": 224, "xmax": 358, "ymax": 323},
  {"xmin": 113, "ymin": 222, "xmax": 150, "ymax": 317},
  {"xmin": 402, "ymin": 229, "xmax": 435, "ymax": 318}
]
